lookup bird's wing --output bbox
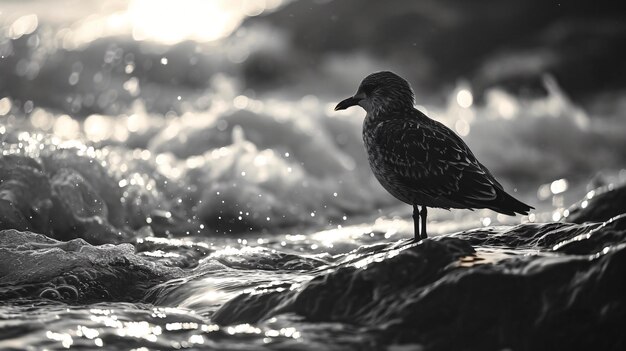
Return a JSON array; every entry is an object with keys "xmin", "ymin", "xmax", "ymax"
[{"xmin": 373, "ymin": 114, "xmax": 502, "ymax": 207}]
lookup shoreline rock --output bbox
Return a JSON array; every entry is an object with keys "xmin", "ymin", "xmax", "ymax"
[{"xmin": 212, "ymin": 216, "xmax": 626, "ymax": 350}]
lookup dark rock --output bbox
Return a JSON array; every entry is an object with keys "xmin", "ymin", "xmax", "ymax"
[
  {"xmin": 554, "ymin": 214, "xmax": 626, "ymax": 255},
  {"xmin": 566, "ymin": 183, "xmax": 626, "ymax": 224},
  {"xmin": 210, "ymin": 246, "xmax": 328, "ymax": 271},
  {"xmin": 212, "ymin": 282, "xmax": 293, "ymax": 326},
  {"xmin": 452, "ymin": 221, "xmax": 598, "ymax": 249},
  {"xmin": 292, "ymin": 238, "xmax": 475, "ymax": 323},
  {"xmin": 212, "ymin": 218, "xmax": 626, "ymax": 350}
]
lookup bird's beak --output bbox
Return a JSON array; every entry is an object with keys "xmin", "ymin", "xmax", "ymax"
[{"xmin": 334, "ymin": 93, "xmax": 365, "ymax": 111}]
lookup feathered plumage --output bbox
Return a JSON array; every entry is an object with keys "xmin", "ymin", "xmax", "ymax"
[{"xmin": 335, "ymin": 71, "xmax": 533, "ymax": 240}]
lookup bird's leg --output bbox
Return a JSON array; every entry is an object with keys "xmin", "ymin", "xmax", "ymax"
[
  {"xmin": 412, "ymin": 205, "xmax": 421, "ymax": 241},
  {"xmin": 420, "ymin": 206, "xmax": 428, "ymax": 239}
]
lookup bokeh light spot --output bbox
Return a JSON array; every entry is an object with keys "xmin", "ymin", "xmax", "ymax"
[{"xmin": 456, "ymin": 89, "xmax": 473, "ymax": 108}]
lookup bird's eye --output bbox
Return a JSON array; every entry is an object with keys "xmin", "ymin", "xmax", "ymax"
[{"xmin": 361, "ymin": 84, "xmax": 376, "ymax": 95}]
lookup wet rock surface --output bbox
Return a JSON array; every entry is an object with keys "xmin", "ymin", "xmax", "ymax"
[
  {"xmin": 213, "ymin": 217, "xmax": 626, "ymax": 350},
  {"xmin": 566, "ymin": 183, "xmax": 626, "ymax": 224}
]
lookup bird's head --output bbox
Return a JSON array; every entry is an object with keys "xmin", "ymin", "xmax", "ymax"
[{"xmin": 335, "ymin": 71, "xmax": 415, "ymax": 114}]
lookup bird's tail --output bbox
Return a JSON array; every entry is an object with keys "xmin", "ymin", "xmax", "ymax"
[{"xmin": 489, "ymin": 189, "xmax": 534, "ymax": 216}]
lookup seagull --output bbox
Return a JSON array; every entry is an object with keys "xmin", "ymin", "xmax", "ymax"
[{"xmin": 335, "ymin": 71, "xmax": 532, "ymax": 240}]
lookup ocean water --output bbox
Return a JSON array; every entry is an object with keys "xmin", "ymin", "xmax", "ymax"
[{"xmin": 2, "ymin": 4, "xmax": 626, "ymax": 350}]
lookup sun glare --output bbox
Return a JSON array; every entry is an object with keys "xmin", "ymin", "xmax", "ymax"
[{"xmin": 127, "ymin": 0, "xmax": 268, "ymax": 44}]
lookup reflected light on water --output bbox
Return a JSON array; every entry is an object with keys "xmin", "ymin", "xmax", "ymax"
[
  {"xmin": 53, "ymin": 114, "xmax": 80, "ymax": 140},
  {"xmin": 84, "ymin": 114, "xmax": 114, "ymax": 142},
  {"xmin": 550, "ymin": 178, "xmax": 568, "ymax": 195},
  {"xmin": 537, "ymin": 178, "xmax": 569, "ymax": 201},
  {"xmin": 45, "ymin": 331, "xmax": 73, "ymax": 348}
]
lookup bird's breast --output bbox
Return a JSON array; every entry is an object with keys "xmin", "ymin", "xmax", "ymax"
[
  {"xmin": 361, "ymin": 114, "xmax": 433, "ymax": 205},
  {"xmin": 362, "ymin": 117, "xmax": 406, "ymax": 182},
  {"xmin": 362, "ymin": 115, "xmax": 417, "ymax": 172}
]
